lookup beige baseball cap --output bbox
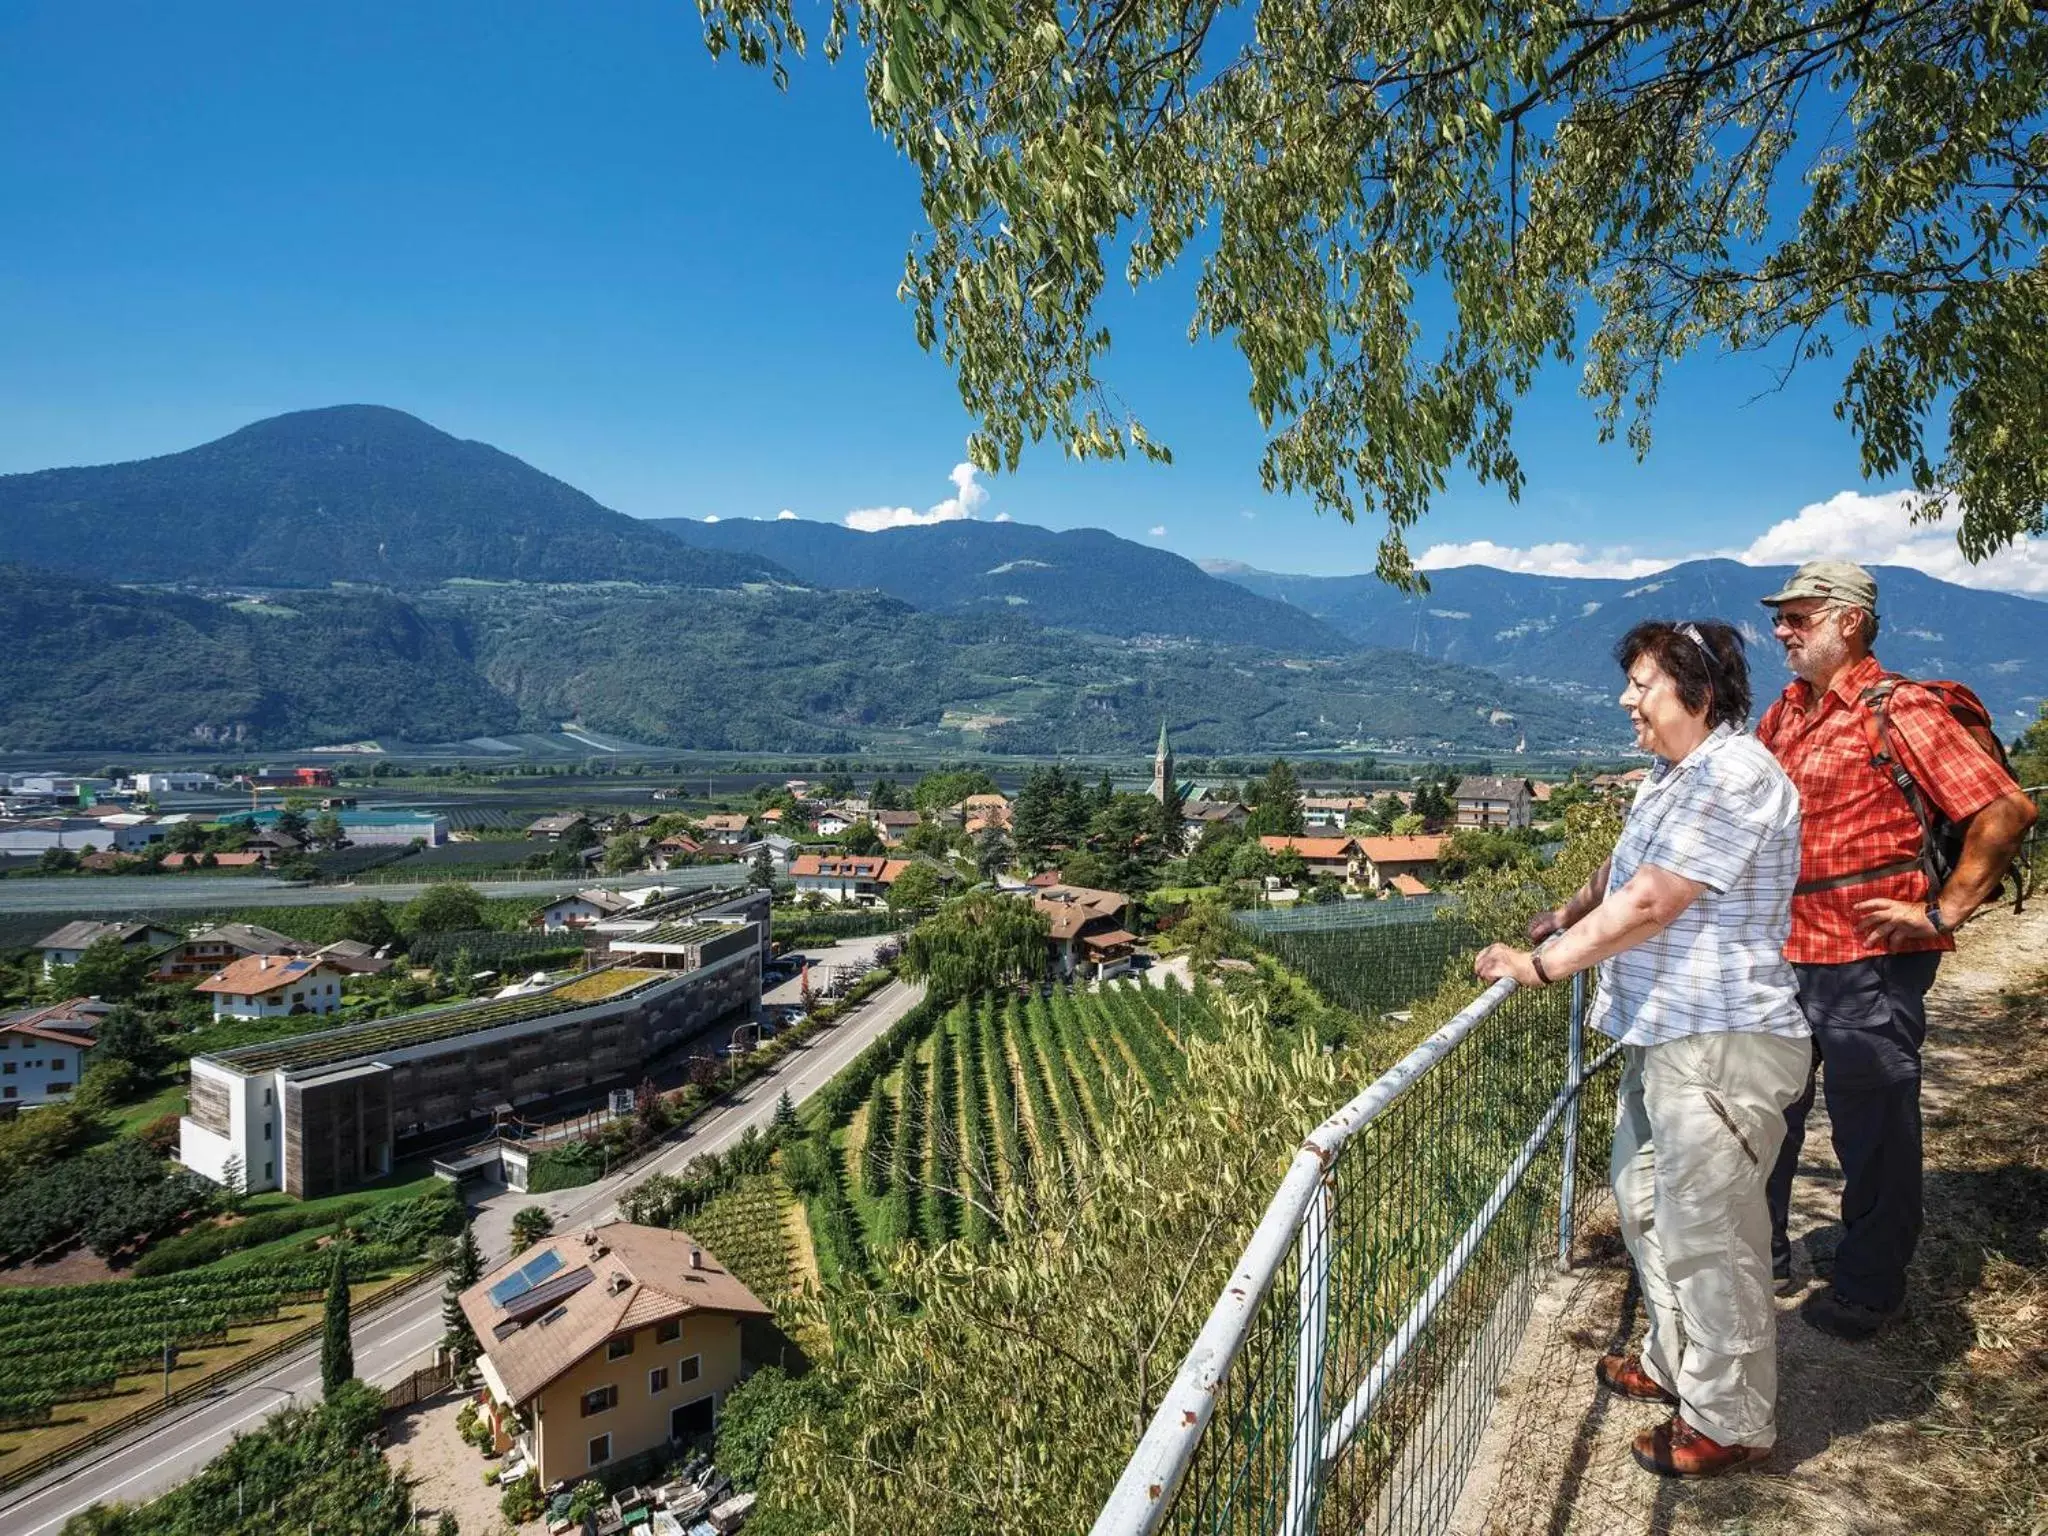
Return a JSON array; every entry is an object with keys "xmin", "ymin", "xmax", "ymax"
[{"xmin": 1758, "ymin": 559, "xmax": 1879, "ymax": 615}]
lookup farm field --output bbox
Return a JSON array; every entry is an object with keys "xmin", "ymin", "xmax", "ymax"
[
  {"xmin": 679, "ymin": 1172, "xmax": 808, "ymax": 1301},
  {"xmin": 829, "ymin": 980, "xmax": 1226, "ymax": 1261},
  {"xmin": 0, "ymin": 1256, "xmax": 426, "ymax": 1480}
]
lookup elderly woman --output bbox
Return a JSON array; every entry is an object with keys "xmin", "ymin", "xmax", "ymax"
[{"xmin": 1475, "ymin": 620, "xmax": 1809, "ymax": 1478}]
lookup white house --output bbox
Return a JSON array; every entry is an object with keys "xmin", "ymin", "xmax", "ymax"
[
  {"xmin": 533, "ymin": 887, "xmax": 673, "ymax": 931},
  {"xmin": 33, "ymin": 920, "xmax": 182, "ymax": 977},
  {"xmin": 194, "ymin": 955, "xmax": 347, "ymax": 1020},
  {"xmin": 786, "ymin": 854, "xmax": 907, "ymax": 906},
  {"xmin": 0, "ymin": 998, "xmax": 110, "ymax": 1108},
  {"xmin": 814, "ymin": 810, "xmax": 855, "ymax": 837}
]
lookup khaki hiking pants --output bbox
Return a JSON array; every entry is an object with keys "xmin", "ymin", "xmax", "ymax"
[{"xmin": 1611, "ymin": 1030, "xmax": 1811, "ymax": 1448}]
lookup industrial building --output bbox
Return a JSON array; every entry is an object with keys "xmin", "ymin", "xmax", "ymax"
[{"xmin": 179, "ymin": 886, "xmax": 769, "ymax": 1198}]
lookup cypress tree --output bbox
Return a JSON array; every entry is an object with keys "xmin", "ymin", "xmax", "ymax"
[
  {"xmin": 442, "ymin": 1218, "xmax": 484, "ymax": 1371},
  {"xmin": 321, "ymin": 1247, "xmax": 355, "ymax": 1395}
]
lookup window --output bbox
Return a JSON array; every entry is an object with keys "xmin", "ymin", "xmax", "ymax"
[
  {"xmin": 264, "ymin": 1088, "xmax": 272, "ymax": 1106},
  {"xmin": 263, "ymin": 1123, "xmax": 272, "ymax": 1141},
  {"xmin": 47, "ymin": 1083, "xmax": 69, "ymax": 1094},
  {"xmin": 655, "ymin": 1319, "xmax": 680, "ymax": 1344},
  {"xmin": 3, "ymin": 1087, "xmax": 14, "ymax": 1099},
  {"xmin": 587, "ymin": 1434, "xmax": 611, "ymax": 1469},
  {"xmin": 264, "ymin": 1162, "xmax": 273, "ymax": 1181},
  {"xmin": 676, "ymin": 1354, "xmax": 701, "ymax": 1384},
  {"xmin": 606, "ymin": 1334, "xmax": 635, "ymax": 1360},
  {"xmin": 580, "ymin": 1385, "xmax": 618, "ymax": 1417},
  {"xmin": 649, "ymin": 1366, "xmax": 669, "ymax": 1395},
  {"xmin": 2, "ymin": 1062, "xmax": 12, "ymax": 1075}
]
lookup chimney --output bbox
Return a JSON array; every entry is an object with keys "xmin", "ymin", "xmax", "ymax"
[{"xmin": 690, "ymin": 1246, "xmax": 703, "ymax": 1270}]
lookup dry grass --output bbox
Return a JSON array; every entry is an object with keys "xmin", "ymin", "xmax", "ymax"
[{"xmin": 1451, "ymin": 903, "xmax": 2048, "ymax": 1536}]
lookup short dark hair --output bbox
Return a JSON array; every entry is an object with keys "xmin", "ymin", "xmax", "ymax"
[{"xmin": 1614, "ymin": 620, "xmax": 1753, "ymax": 729}]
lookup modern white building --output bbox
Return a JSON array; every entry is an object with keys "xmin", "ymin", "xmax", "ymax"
[
  {"xmin": 0, "ymin": 998, "xmax": 109, "ymax": 1107},
  {"xmin": 193, "ymin": 954, "xmax": 347, "ymax": 1020},
  {"xmin": 130, "ymin": 771, "xmax": 223, "ymax": 795},
  {"xmin": 180, "ymin": 887, "xmax": 770, "ymax": 1197}
]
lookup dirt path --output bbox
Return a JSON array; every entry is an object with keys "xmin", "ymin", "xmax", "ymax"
[{"xmin": 1450, "ymin": 900, "xmax": 2048, "ymax": 1536}]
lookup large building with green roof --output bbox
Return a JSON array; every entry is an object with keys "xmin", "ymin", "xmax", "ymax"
[{"xmin": 179, "ymin": 886, "xmax": 768, "ymax": 1198}]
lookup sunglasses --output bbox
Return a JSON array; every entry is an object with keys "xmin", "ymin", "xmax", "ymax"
[{"xmin": 1770, "ymin": 607, "xmax": 1835, "ymax": 634}]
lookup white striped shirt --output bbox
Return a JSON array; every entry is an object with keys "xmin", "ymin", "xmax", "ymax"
[{"xmin": 1585, "ymin": 725, "xmax": 1809, "ymax": 1048}]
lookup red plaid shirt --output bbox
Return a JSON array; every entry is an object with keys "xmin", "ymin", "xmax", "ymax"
[{"xmin": 1757, "ymin": 653, "xmax": 2018, "ymax": 964}]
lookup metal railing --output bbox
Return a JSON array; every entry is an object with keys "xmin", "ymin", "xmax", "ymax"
[{"xmin": 1093, "ymin": 968, "xmax": 1618, "ymax": 1536}]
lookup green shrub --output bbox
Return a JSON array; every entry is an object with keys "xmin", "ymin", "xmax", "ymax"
[{"xmin": 498, "ymin": 1471, "xmax": 543, "ymax": 1523}]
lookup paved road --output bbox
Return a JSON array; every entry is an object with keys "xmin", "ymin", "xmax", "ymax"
[
  {"xmin": 0, "ymin": 865, "xmax": 742, "ymax": 915},
  {"xmin": 0, "ymin": 977, "xmax": 925, "ymax": 1536}
]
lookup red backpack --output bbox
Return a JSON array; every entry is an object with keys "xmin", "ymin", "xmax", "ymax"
[{"xmin": 1850, "ymin": 675, "xmax": 2027, "ymax": 911}]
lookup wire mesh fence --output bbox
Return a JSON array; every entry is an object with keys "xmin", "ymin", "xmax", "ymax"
[
  {"xmin": 1094, "ymin": 969, "xmax": 1619, "ymax": 1536},
  {"xmin": 1234, "ymin": 902, "xmax": 1476, "ymax": 1021}
]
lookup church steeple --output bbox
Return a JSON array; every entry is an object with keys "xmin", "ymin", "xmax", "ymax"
[{"xmin": 1151, "ymin": 718, "xmax": 1175, "ymax": 802}]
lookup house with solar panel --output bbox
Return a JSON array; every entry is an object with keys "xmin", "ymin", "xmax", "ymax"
[
  {"xmin": 460, "ymin": 1222, "xmax": 771, "ymax": 1485},
  {"xmin": 178, "ymin": 886, "xmax": 770, "ymax": 1198}
]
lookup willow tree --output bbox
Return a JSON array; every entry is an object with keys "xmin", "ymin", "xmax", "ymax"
[
  {"xmin": 698, "ymin": 0, "xmax": 2046, "ymax": 581},
  {"xmin": 899, "ymin": 890, "xmax": 1050, "ymax": 1001}
]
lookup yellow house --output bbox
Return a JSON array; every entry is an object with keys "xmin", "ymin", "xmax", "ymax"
[{"xmin": 460, "ymin": 1221, "xmax": 771, "ymax": 1486}]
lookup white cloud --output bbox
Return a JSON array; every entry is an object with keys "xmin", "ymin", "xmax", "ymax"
[
  {"xmin": 1149, "ymin": 525, "xmax": 1167, "ymax": 539},
  {"xmin": 844, "ymin": 461, "xmax": 991, "ymax": 532},
  {"xmin": 1241, "ymin": 510, "xmax": 1258, "ymax": 521},
  {"xmin": 1415, "ymin": 540, "xmax": 1674, "ymax": 580},
  {"xmin": 994, "ymin": 512, "xmax": 1013, "ymax": 523},
  {"xmin": 776, "ymin": 509, "xmax": 798, "ymax": 521},
  {"xmin": 702, "ymin": 515, "xmax": 722, "ymax": 524},
  {"xmin": 1414, "ymin": 490, "xmax": 2048, "ymax": 595},
  {"xmin": 1732, "ymin": 490, "xmax": 2048, "ymax": 594}
]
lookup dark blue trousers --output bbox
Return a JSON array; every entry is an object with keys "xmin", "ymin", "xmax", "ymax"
[{"xmin": 1765, "ymin": 951, "xmax": 1940, "ymax": 1312}]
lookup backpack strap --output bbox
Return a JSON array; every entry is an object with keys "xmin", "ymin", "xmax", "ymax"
[
  {"xmin": 1857, "ymin": 678, "xmax": 1945, "ymax": 889},
  {"xmin": 1789, "ymin": 677, "xmax": 1943, "ymax": 899}
]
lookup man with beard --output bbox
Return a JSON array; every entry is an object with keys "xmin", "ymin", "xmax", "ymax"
[{"xmin": 1757, "ymin": 561, "xmax": 2035, "ymax": 1339}]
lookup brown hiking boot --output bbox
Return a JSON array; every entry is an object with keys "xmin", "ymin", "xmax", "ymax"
[
  {"xmin": 1631, "ymin": 1415, "xmax": 1770, "ymax": 1478},
  {"xmin": 1596, "ymin": 1353, "xmax": 1678, "ymax": 1405}
]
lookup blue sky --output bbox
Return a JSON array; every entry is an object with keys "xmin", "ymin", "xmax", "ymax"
[{"xmin": 3, "ymin": 1, "xmax": 2042, "ymax": 590}]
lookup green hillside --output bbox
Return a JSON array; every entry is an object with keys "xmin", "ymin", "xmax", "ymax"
[{"xmin": 0, "ymin": 406, "xmax": 791, "ymax": 590}]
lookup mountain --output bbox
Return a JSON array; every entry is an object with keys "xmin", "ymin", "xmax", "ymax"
[
  {"xmin": 0, "ymin": 406, "xmax": 792, "ymax": 589},
  {"xmin": 0, "ymin": 567, "xmax": 1616, "ymax": 754},
  {"xmin": 0, "ymin": 564, "xmax": 518, "ymax": 751},
  {"xmin": 1213, "ymin": 558, "xmax": 2048, "ymax": 731},
  {"xmin": 648, "ymin": 516, "xmax": 1352, "ymax": 652},
  {"xmin": 0, "ymin": 408, "xmax": 1623, "ymax": 753},
  {"xmin": 431, "ymin": 582, "xmax": 1610, "ymax": 755}
]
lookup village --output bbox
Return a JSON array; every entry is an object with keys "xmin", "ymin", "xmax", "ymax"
[{"xmin": 0, "ymin": 731, "xmax": 1676, "ymax": 1535}]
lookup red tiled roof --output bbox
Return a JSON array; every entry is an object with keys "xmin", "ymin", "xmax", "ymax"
[
  {"xmin": 194, "ymin": 955, "xmax": 338, "ymax": 996},
  {"xmin": 788, "ymin": 854, "xmax": 910, "ymax": 883},
  {"xmin": 1354, "ymin": 835, "xmax": 1449, "ymax": 863},
  {"xmin": 1258, "ymin": 836, "xmax": 1360, "ymax": 859},
  {"xmin": 1390, "ymin": 874, "xmax": 1433, "ymax": 896}
]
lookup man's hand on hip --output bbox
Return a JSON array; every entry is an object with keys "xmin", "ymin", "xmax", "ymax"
[{"xmin": 1853, "ymin": 897, "xmax": 1940, "ymax": 947}]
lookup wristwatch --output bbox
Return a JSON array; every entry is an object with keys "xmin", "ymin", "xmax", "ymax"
[{"xmin": 1925, "ymin": 903, "xmax": 1951, "ymax": 934}]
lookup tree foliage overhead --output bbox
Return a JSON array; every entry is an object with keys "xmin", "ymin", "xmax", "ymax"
[{"xmin": 700, "ymin": 0, "xmax": 2047, "ymax": 580}]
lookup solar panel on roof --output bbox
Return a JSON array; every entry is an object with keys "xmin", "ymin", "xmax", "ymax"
[{"xmin": 487, "ymin": 1246, "xmax": 566, "ymax": 1310}]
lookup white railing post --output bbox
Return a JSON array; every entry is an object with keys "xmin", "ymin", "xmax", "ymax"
[
  {"xmin": 1281, "ymin": 1178, "xmax": 1333, "ymax": 1536},
  {"xmin": 1556, "ymin": 970, "xmax": 1587, "ymax": 1270}
]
